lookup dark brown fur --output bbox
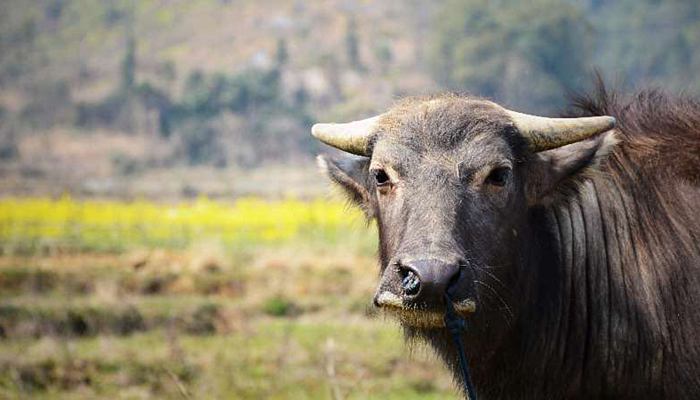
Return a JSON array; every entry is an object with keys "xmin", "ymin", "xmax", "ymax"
[{"xmin": 319, "ymin": 85, "xmax": 700, "ymax": 399}]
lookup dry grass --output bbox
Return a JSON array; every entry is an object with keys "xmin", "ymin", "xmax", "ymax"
[
  {"xmin": 0, "ymin": 197, "xmax": 458, "ymax": 398},
  {"xmin": 0, "ymin": 248, "xmax": 457, "ymax": 399}
]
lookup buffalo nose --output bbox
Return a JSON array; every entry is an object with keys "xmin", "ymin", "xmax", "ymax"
[{"xmin": 398, "ymin": 259, "xmax": 461, "ymax": 306}]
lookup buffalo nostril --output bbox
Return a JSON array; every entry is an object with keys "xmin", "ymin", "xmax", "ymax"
[
  {"xmin": 446, "ymin": 266, "xmax": 464, "ymax": 298},
  {"xmin": 401, "ymin": 269, "xmax": 420, "ymax": 296}
]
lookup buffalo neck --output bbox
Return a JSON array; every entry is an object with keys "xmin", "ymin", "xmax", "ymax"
[{"xmin": 497, "ymin": 173, "xmax": 700, "ymax": 399}]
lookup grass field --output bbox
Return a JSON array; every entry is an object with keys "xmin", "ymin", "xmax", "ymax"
[{"xmin": 0, "ymin": 197, "xmax": 458, "ymax": 399}]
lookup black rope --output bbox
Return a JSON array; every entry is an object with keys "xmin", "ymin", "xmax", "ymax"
[{"xmin": 444, "ymin": 293, "xmax": 478, "ymax": 400}]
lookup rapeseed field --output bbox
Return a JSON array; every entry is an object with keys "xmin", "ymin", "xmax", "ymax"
[{"xmin": 0, "ymin": 196, "xmax": 369, "ymax": 253}]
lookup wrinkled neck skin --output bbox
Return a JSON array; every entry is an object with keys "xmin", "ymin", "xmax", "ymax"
[{"xmin": 407, "ymin": 175, "xmax": 700, "ymax": 400}]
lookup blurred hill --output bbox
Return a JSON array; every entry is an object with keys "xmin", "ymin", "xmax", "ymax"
[{"xmin": 0, "ymin": 0, "xmax": 698, "ymax": 199}]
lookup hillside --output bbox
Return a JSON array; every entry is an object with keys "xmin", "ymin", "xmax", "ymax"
[
  {"xmin": 0, "ymin": 0, "xmax": 698, "ymax": 199},
  {"xmin": 0, "ymin": 0, "xmax": 440, "ymax": 198}
]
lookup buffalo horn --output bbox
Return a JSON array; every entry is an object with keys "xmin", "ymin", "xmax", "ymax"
[
  {"xmin": 505, "ymin": 109, "xmax": 616, "ymax": 152},
  {"xmin": 311, "ymin": 115, "xmax": 380, "ymax": 156}
]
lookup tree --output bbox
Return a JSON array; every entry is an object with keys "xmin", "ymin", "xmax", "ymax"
[
  {"xmin": 275, "ymin": 38, "xmax": 289, "ymax": 67},
  {"xmin": 374, "ymin": 39, "xmax": 393, "ymax": 74},
  {"xmin": 429, "ymin": 0, "xmax": 592, "ymax": 113},
  {"xmin": 121, "ymin": 34, "xmax": 136, "ymax": 91},
  {"xmin": 345, "ymin": 16, "xmax": 362, "ymax": 70},
  {"xmin": 588, "ymin": 0, "xmax": 700, "ymax": 94}
]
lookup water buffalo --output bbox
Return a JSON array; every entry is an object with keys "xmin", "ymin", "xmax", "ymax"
[{"xmin": 312, "ymin": 85, "xmax": 700, "ymax": 399}]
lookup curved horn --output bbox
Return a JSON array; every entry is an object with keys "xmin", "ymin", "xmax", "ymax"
[
  {"xmin": 505, "ymin": 110, "xmax": 616, "ymax": 152},
  {"xmin": 311, "ymin": 115, "xmax": 380, "ymax": 156}
]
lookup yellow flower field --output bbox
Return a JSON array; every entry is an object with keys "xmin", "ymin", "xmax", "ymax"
[{"xmin": 0, "ymin": 196, "xmax": 371, "ymax": 253}]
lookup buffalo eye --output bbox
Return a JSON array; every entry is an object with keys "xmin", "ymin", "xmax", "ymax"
[
  {"xmin": 485, "ymin": 166, "xmax": 511, "ymax": 187},
  {"xmin": 372, "ymin": 169, "xmax": 391, "ymax": 187}
]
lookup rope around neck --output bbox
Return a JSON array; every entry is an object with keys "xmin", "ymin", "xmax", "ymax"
[{"xmin": 444, "ymin": 294, "xmax": 478, "ymax": 400}]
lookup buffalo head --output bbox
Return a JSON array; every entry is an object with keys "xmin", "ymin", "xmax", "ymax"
[{"xmin": 313, "ymin": 95, "xmax": 616, "ymax": 332}]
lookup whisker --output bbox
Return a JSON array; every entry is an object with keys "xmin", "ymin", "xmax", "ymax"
[
  {"xmin": 470, "ymin": 265, "xmax": 510, "ymax": 292},
  {"xmin": 474, "ymin": 280, "xmax": 515, "ymax": 325}
]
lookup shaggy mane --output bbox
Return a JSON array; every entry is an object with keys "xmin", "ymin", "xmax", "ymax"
[{"xmin": 566, "ymin": 76, "xmax": 700, "ymax": 185}]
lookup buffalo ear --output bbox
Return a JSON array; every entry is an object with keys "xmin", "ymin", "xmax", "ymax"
[
  {"xmin": 525, "ymin": 131, "xmax": 619, "ymax": 205},
  {"xmin": 317, "ymin": 154, "xmax": 375, "ymax": 214}
]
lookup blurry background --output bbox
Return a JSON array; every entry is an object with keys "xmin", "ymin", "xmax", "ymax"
[{"xmin": 0, "ymin": 0, "xmax": 698, "ymax": 398}]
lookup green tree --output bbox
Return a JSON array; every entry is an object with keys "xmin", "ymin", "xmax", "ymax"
[
  {"xmin": 275, "ymin": 38, "xmax": 289, "ymax": 67},
  {"xmin": 176, "ymin": 117, "xmax": 225, "ymax": 166},
  {"xmin": 589, "ymin": 0, "xmax": 700, "ymax": 94},
  {"xmin": 121, "ymin": 35, "xmax": 136, "ymax": 91},
  {"xmin": 345, "ymin": 16, "xmax": 362, "ymax": 70},
  {"xmin": 430, "ymin": 0, "xmax": 592, "ymax": 112},
  {"xmin": 374, "ymin": 39, "xmax": 393, "ymax": 74}
]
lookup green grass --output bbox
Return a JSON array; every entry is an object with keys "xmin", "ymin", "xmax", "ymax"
[
  {"xmin": 0, "ymin": 320, "xmax": 456, "ymax": 399},
  {"xmin": 0, "ymin": 246, "xmax": 459, "ymax": 399}
]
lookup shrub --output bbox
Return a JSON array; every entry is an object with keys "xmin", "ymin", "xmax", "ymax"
[{"xmin": 262, "ymin": 295, "xmax": 299, "ymax": 317}]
